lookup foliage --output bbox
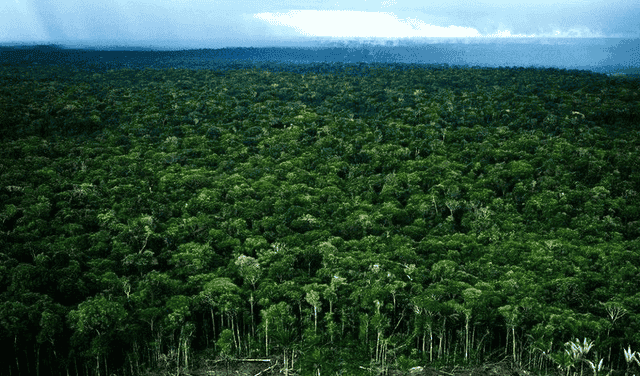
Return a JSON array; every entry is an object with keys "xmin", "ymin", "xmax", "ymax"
[{"xmin": 1, "ymin": 49, "xmax": 639, "ymax": 376}]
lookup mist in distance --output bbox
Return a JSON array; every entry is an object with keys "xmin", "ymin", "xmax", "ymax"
[{"xmin": 2, "ymin": 0, "xmax": 639, "ymax": 76}]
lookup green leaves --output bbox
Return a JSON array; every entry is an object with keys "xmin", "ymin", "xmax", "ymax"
[
  {"xmin": 548, "ymin": 349, "xmax": 575, "ymax": 374},
  {"xmin": 305, "ymin": 288, "xmax": 322, "ymax": 312},
  {"xmin": 4, "ymin": 58, "xmax": 640, "ymax": 376},
  {"xmin": 624, "ymin": 346, "xmax": 640, "ymax": 366},
  {"xmin": 217, "ymin": 329, "xmax": 234, "ymax": 357},
  {"xmin": 565, "ymin": 338, "xmax": 594, "ymax": 360},
  {"xmin": 164, "ymin": 295, "xmax": 191, "ymax": 330},
  {"xmin": 37, "ymin": 306, "xmax": 64, "ymax": 345},
  {"xmin": 198, "ymin": 277, "xmax": 240, "ymax": 315},
  {"xmin": 68, "ymin": 295, "xmax": 128, "ymax": 336},
  {"xmin": 235, "ymin": 255, "xmax": 261, "ymax": 289},
  {"xmin": 430, "ymin": 260, "xmax": 457, "ymax": 282},
  {"xmin": 169, "ymin": 242, "xmax": 215, "ymax": 276},
  {"xmin": 498, "ymin": 305, "xmax": 520, "ymax": 327},
  {"xmin": 1, "ymin": 203, "xmax": 19, "ymax": 224},
  {"xmin": 548, "ymin": 338, "xmax": 601, "ymax": 376}
]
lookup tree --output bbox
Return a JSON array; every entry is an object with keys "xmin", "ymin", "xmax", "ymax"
[
  {"xmin": 259, "ymin": 302, "xmax": 294, "ymax": 358},
  {"xmin": 371, "ymin": 299, "xmax": 390, "ymax": 366},
  {"xmin": 304, "ymin": 285, "xmax": 323, "ymax": 334},
  {"xmin": 385, "ymin": 278, "xmax": 407, "ymax": 324},
  {"xmin": 257, "ymin": 242, "xmax": 296, "ymax": 283},
  {"xmin": 67, "ymin": 295, "xmax": 128, "ymax": 376},
  {"xmin": 217, "ymin": 329, "xmax": 234, "ymax": 375},
  {"xmin": 498, "ymin": 304, "xmax": 520, "ymax": 366},
  {"xmin": 1, "ymin": 293, "xmax": 39, "ymax": 376},
  {"xmin": 322, "ymin": 275, "xmax": 345, "ymax": 342},
  {"xmin": 461, "ymin": 287, "xmax": 482, "ymax": 361},
  {"xmin": 325, "ymin": 275, "xmax": 345, "ymax": 316},
  {"xmin": 169, "ymin": 241, "xmax": 216, "ymax": 277},
  {"xmin": 412, "ymin": 293, "xmax": 441, "ymax": 362},
  {"xmin": 197, "ymin": 277, "xmax": 241, "ymax": 351},
  {"xmin": 235, "ymin": 255, "xmax": 262, "ymax": 340},
  {"xmin": 163, "ymin": 295, "xmax": 193, "ymax": 375},
  {"xmin": 268, "ymin": 302, "xmax": 296, "ymax": 374},
  {"xmin": 600, "ymin": 300, "xmax": 627, "ymax": 366},
  {"xmin": 37, "ymin": 302, "xmax": 65, "ymax": 375},
  {"xmin": 430, "ymin": 259, "xmax": 457, "ymax": 282}
]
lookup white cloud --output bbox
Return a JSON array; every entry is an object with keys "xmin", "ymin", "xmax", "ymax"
[
  {"xmin": 254, "ymin": 10, "xmax": 489, "ymax": 38},
  {"xmin": 483, "ymin": 30, "xmax": 537, "ymax": 38}
]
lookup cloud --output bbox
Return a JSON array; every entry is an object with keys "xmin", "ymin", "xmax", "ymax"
[
  {"xmin": 252, "ymin": 10, "xmax": 640, "ymax": 40},
  {"xmin": 254, "ymin": 10, "xmax": 494, "ymax": 38}
]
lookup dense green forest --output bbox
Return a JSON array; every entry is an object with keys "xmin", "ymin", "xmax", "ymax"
[{"xmin": 1, "ymin": 57, "xmax": 640, "ymax": 376}]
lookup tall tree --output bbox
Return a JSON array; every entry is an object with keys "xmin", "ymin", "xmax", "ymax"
[
  {"xmin": 461, "ymin": 287, "xmax": 482, "ymax": 361},
  {"xmin": 498, "ymin": 304, "xmax": 520, "ymax": 366},
  {"xmin": 304, "ymin": 284, "xmax": 323, "ymax": 334},
  {"xmin": 197, "ymin": 277, "xmax": 241, "ymax": 350},
  {"xmin": 67, "ymin": 295, "xmax": 128, "ymax": 376},
  {"xmin": 235, "ymin": 255, "xmax": 262, "ymax": 341},
  {"xmin": 163, "ymin": 295, "xmax": 192, "ymax": 375}
]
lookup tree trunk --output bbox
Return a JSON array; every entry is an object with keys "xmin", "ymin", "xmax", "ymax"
[
  {"xmin": 284, "ymin": 348, "xmax": 288, "ymax": 376},
  {"xmin": 176, "ymin": 339, "xmax": 180, "ymax": 376},
  {"xmin": 250, "ymin": 293, "xmax": 255, "ymax": 340},
  {"xmin": 184, "ymin": 335, "xmax": 190, "ymax": 372},
  {"xmin": 314, "ymin": 306, "xmax": 318, "ymax": 334},
  {"xmin": 505, "ymin": 326, "xmax": 509, "ymax": 356},
  {"xmin": 48, "ymin": 346, "xmax": 56, "ymax": 376},
  {"xmin": 376, "ymin": 331, "xmax": 382, "ymax": 364},
  {"xmin": 472, "ymin": 325, "xmax": 476, "ymax": 360},
  {"xmin": 365, "ymin": 320, "xmax": 368, "ymax": 346},
  {"xmin": 24, "ymin": 348, "xmax": 31, "ymax": 375},
  {"xmin": 265, "ymin": 317, "xmax": 269, "ymax": 357},
  {"xmin": 439, "ymin": 317, "xmax": 446, "ymax": 360},
  {"xmin": 511, "ymin": 326, "xmax": 517, "ymax": 365},
  {"xmin": 606, "ymin": 328, "xmax": 612, "ymax": 369},
  {"xmin": 211, "ymin": 307, "xmax": 216, "ymax": 342},
  {"xmin": 155, "ymin": 330, "xmax": 163, "ymax": 369},
  {"xmin": 235, "ymin": 315, "xmax": 242, "ymax": 356},
  {"xmin": 134, "ymin": 340, "xmax": 140, "ymax": 374},
  {"xmin": 35, "ymin": 344, "xmax": 40, "ymax": 376},
  {"xmin": 465, "ymin": 313, "xmax": 470, "ymax": 361},
  {"xmin": 14, "ymin": 336, "xmax": 20, "ymax": 376},
  {"xmin": 428, "ymin": 325, "xmax": 433, "ymax": 362},
  {"xmin": 205, "ymin": 317, "xmax": 209, "ymax": 348},
  {"xmin": 231, "ymin": 314, "xmax": 238, "ymax": 353}
]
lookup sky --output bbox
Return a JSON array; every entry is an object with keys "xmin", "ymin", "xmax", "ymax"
[{"xmin": 2, "ymin": 0, "xmax": 640, "ymax": 50}]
